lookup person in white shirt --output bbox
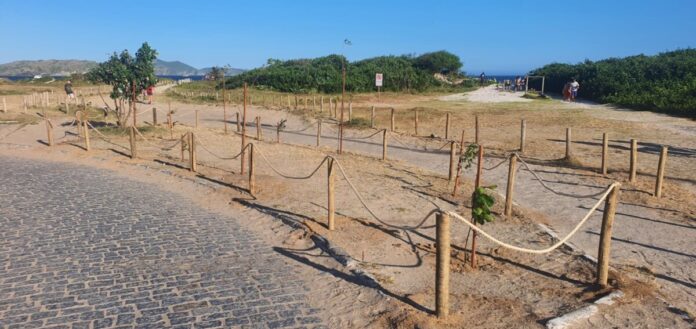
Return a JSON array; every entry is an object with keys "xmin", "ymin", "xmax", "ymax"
[{"xmin": 570, "ymin": 78, "xmax": 580, "ymax": 102}]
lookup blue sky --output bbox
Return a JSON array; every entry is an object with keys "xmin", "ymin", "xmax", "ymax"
[{"xmin": 1, "ymin": 0, "xmax": 694, "ymax": 75}]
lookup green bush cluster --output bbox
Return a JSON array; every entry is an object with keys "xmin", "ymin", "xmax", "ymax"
[
  {"xmin": 223, "ymin": 51, "xmax": 464, "ymax": 93},
  {"xmin": 530, "ymin": 49, "xmax": 696, "ymax": 116}
]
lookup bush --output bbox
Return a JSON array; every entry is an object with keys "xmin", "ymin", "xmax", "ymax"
[{"xmin": 530, "ymin": 49, "xmax": 696, "ymax": 116}]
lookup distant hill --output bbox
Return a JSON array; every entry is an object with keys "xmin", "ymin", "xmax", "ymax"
[{"xmin": 0, "ymin": 59, "xmax": 245, "ymax": 77}]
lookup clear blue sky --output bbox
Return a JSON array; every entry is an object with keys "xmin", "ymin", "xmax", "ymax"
[{"xmin": 1, "ymin": 0, "xmax": 694, "ymax": 75}]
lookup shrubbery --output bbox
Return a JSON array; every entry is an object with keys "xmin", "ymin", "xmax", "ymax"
[
  {"xmin": 530, "ymin": 49, "xmax": 696, "ymax": 116},
  {"xmin": 223, "ymin": 51, "xmax": 464, "ymax": 93}
]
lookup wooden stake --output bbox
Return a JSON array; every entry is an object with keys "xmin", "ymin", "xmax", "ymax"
[
  {"xmin": 129, "ymin": 126, "xmax": 137, "ymax": 159},
  {"xmin": 195, "ymin": 110, "xmax": 199, "ymax": 129},
  {"xmin": 236, "ymin": 112, "xmax": 240, "ymax": 132},
  {"xmin": 152, "ymin": 108, "xmax": 158, "ymax": 126},
  {"xmin": 241, "ymin": 83, "xmax": 248, "ymax": 175},
  {"xmin": 597, "ymin": 183, "xmax": 620, "ymax": 287},
  {"xmin": 320, "ymin": 96, "xmax": 324, "ymax": 112},
  {"xmin": 448, "ymin": 141, "xmax": 456, "ymax": 182},
  {"xmin": 414, "ymin": 109, "xmax": 419, "ymax": 136},
  {"xmin": 445, "ymin": 113, "xmax": 450, "ymax": 139},
  {"xmin": 435, "ymin": 212, "xmax": 450, "ymax": 319},
  {"xmin": 316, "ymin": 119, "xmax": 322, "ymax": 147},
  {"xmin": 390, "ymin": 108, "xmax": 395, "ymax": 131},
  {"xmin": 248, "ymin": 143, "xmax": 255, "ymax": 196},
  {"xmin": 472, "ymin": 144, "xmax": 483, "ymax": 269},
  {"xmin": 2, "ymin": 97, "xmax": 6, "ymax": 113},
  {"xmin": 180, "ymin": 133, "xmax": 186, "ymax": 161},
  {"xmin": 382, "ymin": 129, "xmax": 388, "ymax": 160},
  {"xmin": 327, "ymin": 157, "xmax": 335, "ymax": 230},
  {"xmin": 189, "ymin": 131, "xmax": 197, "ymax": 172},
  {"xmin": 565, "ymin": 127, "xmax": 572, "ymax": 159},
  {"xmin": 459, "ymin": 130, "xmax": 465, "ymax": 154},
  {"xmin": 654, "ymin": 146, "xmax": 668, "ymax": 198},
  {"xmin": 629, "ymin": 139, "xmax": 637, "ymax": 182},
  {"xmin": 348, "ymin": 100, "xmax": 352, "ymax": 122},
  {"xmin": 256, "ymin": 116, "xmax": 261, "ymax": 140},
  {"xmin": 504, "ymin": 154, "xmax": 517, "ymax": 217},
  {"xmin": 45, "ymin": 118, "xmax": 54, "ymax": 147},
  {"xmin": 520, "ymin": 120, "xmax": 526, "ymax": 153},
  {"xmin": 83, "ymin": 121, "xmax": 90, "ymax": 151},
  {"xmin": 601, "ymin": 133, "xmax": 608, "ymax": 175}
]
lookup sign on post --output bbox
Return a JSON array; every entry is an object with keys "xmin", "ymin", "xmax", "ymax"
[{"xmin": 375, "ymin": 73, "xmax": 383, "ymax": 99}]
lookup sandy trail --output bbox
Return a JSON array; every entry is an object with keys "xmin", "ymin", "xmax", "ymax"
[{"xmin": 142, "ymin": 87, "xmax": 696, "ymax": 319}]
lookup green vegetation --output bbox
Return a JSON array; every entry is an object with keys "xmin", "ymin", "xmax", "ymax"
[
  {"xmin": 224, "ymin": 51, "xmax": 466, "ymax": 93},
  {"xmin": 471, "ymin": 186, "xmax": 496, "ymax": 225},
  {"xmin": 530, "ymin": 49, "xmax": 696, "ymax": 116}
]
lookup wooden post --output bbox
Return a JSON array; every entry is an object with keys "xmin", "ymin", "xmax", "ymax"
[
  {"xmin": 371, "ymin": 106, "xmax": 375, "ymax": 128},
  {"xmin": 320, "ymin": 96, "xmax": 324, "ymax": 112},
  {"xmin": 414, "ymin": 109, "xmax": 419, "ymax": 136},
  {"xmin": 316, "ymin": 119, "xmax": 322, "ymax": 147},
  {"xmin": 248, "ymin": 143, "xmax": 255, "ymax": 196},
  {"xmin": 541, "ymin": 76, "xmax": 546, "ymax": 94},
  {"xmin": 601, "ymin": 133, "xmax": 608, "ymax": 175},
  {"xmin": 629, "ymin": 139, "xmax": 637, "ymax": 182},
  {"xmin": 327, "ymin": 157, "xmax": 335, "ymax": 230},
  {"xmin": 435, "ymin": 211, "xmax": 450, "ymax": 319},
  {"xmin": 129, "ymin": 126, "xmax": 137, "ymax": 159},
  {"xmin": 475, "ymin": 115, "xmax": 480, "ymax": 144},
  {"xmin": 597, "ymin": 183, "xmax": 620, "ymax": 287},
  {"xmin": 236, "ymin": 112, "xmax": 240, "ymax": 132},
  {"xmin": 504, "ymin": 154, "xmax": 518, "ymax": 217},
  {"xmin": 448, "ymin": 141, "xmax": 456, "ymax": 182},
  {"xmin": 654, "ymin": 146, "xmax": 668, "ymax": 198},
  {"xmin": 180, "ymin": 133, "xmax": 186, "ymax": 161},
  {"xmin": 390, "ymin": 108, "xmax": 395, "ymax": 131},
  {"xmin": 382, "ymin": 129, "xmax": 388, "ymax": 160},
  {"xmin": 348, "ymin": 100, "xmax": 353, "ymax": 122},
  {"xmin": 276, "ymin": 124, "xmax": 281, "ymax": 143},
  {"xmin": 2, "ymin": 97, "xmax": 6, "ymax": 113},
  {"xmin": 256, "ymin": 116, "xmax": 261, "ymax": 140},
  {"xmin": 189, "ymin": 132, "xmax": 197, "ymax": 172},
  {"xmin": 83, "ymin": 121, "xmax": 90, "ymax": 151},
  {"xmin": 241, "ymin": 83, "xmax": 248, "ymax": 175},
  {"xmin": 195, "ymin": 110, "xmax": 199, "ymax": 129},
  {"xmin": 445, "ymin": 113, "xmax": 450, "ymax": 139},
  {"xmin": 472, "ymin": 144, "xmax": 483, "ymax": 269},
  {"xmin": 152, "ymin": 108, "xmax": 157, "ymax": 126},
  {"xmin": 45, "ymin": 118, "xmax": 54, "ymax": 146},
  {"xmin": 565, "ymin": 127, "xmax": 572, "ymax": 159},
  {"xmin": 520, "ymin": 120, "xmax": 526, "ymax": 153}
]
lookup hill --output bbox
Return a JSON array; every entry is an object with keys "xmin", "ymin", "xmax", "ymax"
[
  {"xmin": 530, "ymin": 48, "xmax": 696, "ymax": 116},
  {"xmin": 0, "ymin": 59, "xmax": 245, "ymax": 77},
  {"xmin": 224, "ymin": 51, "xmax": 465, "ymax": 93}
]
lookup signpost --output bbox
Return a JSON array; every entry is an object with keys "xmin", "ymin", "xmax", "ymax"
[{"xmin": 375, "ymin": 73, "xmax": 383, "ymax": 100}]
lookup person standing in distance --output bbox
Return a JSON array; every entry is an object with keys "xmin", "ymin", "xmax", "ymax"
[
  {"xmin": 64, "ymin": 80, "xmax": 75, "ymax": 101},
  {"xmin": 570, "ymin": 78, "xmax": 580, "ymax": 102},
  {"xmin": 479, "ymin": 72, "xmax": 486, "ymax": 86}
]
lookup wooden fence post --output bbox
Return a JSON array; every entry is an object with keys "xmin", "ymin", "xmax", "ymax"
[
  {"xmin": 327, "ymin": 157, "xmax": 335, "ymax": 230},
  {"xmin": 382, "ymin": 129, "xmax": 388, "ymax": 160},
  {"xmin": 520, "ymin": 120, "xmax": 526, "ymax": 153},
  {"xmin": 152, "ymin": 108, "xmax": 157, "ymax": 126},
  {"xmin": 371, "ymin": 106, "xmax": 375, "ymax": 128},
  {"xmin": 448, "ymin": 141, "xmax": 456, "ymax": 182},
  {"xmin": 348, "ymin": 100, "xmax": 352, "ymax": 122},
  {"xmin": 129, "ymin": 126, "xmax": 137, "ymax": 159},
  {"xmin": 83, "ymin": 121, "xmax": 90, "ymax": 151},
  {"xmin": 180, "ymin": 133, "xmax": 186, "ymax": 161},
  {"xmin": 390, "ymin": 108, "xmax": 395, "ymax": 131},
  {"xmin": 316, "ymin": 119, "xmax": 322, "ymax": 147},
  {"xmin": 2, "ymin": 97, "xmax": 6, "ymax": 113},
  {"xmin": 445, "ymin": 113, "xmax": 450, "ymax": 139},
  {"xmin": 45, "ymin": 118, "xmax": 54, "ymax": 146},
  {"xmin": 256, "ymin": 116, "xmax": 261, "ymax": 140},
  {"xmin": 472, "ymin": 144, "xmax": 483, "ymax": 269},
  {"xmin": 189, "ymin": 131, "xmax": 197, "ymax": 172},
  {"xmin": 320, "ymin": 96, "xmax": 324, "ymax": 112},
  {"xmin": 276, "ymin": 124, "xmax": 281, "ymax": 143},
  {"xmin": 435, "ymin": 211, "xmax": 451, "ymax": 319},
  {"xmin": 504, "ymin": 154, "xmax": 518, "ymax": 217},
  {"xmin": 248, "ymin": 143, "xmax": 255, "ymax": 196},
  {"xmin": 195, "ymin": 110, "xmax": 199, "ymax": 129},
  {"xmin": 475, "ymin": 115, "xmax": 480, "ymax": 144},
  {"xmin": 565, "ymin": 127, "xmax": 572, "ymax": 159},
  {"xmin": 654, "ymin": 146, "xmax": 668, "ymax": 198},
  {"xmin": 236, "ymin": 112, "xmax": 240, "ymax": 132},
  {"xmin": 601, "ymin": 133, "xmax": 608, "ymax": 175},
  {"xmin": 597, "ymin": 183, "xmax": 620, "ymax": 287},
  {"xmin": 414, "ymin": 109, "xmax": 419, "ymax": 136},
  {"xmin": 629, "ymin": 139, "xmax": 637, "ymax": 182}
]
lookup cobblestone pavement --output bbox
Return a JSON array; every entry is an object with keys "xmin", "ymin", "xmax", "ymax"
[{"xmin": 0, "ymin": 157, "xmax": 326, "ymax": 329}]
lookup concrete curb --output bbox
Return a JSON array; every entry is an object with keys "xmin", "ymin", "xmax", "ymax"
[{"xmin": 546, "ymin": 290, "xmax": 624, "ymax": 329}]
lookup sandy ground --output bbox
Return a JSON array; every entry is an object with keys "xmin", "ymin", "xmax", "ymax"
[
  {"xmin": 0, "ymin": 83, "xmax": 694, "ymax": 328},
  {"xmin": 439, "ymin": 85, "xmax": 532, "ymax": 103}
]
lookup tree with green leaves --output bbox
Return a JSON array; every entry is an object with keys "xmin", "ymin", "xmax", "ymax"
[
  {"xmin": 205, "ymin": 66, "xmax": 226, "ymax": 81},
  {"xmin": 87, "ymin": 42, "xmax": 158, "ymax": 127}
]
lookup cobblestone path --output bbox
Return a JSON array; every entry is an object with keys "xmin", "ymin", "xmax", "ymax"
[{"xmin": 0, "ymin": 157, "xmax": 325, "ymax": 329}]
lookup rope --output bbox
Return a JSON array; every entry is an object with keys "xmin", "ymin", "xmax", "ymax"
[
  {"xmin": 346, "ymin": 129, "xmax": 383, "ymax": 140},
  {"xmin": 282, "ymin": 121, "xmax": 317, "ymax": 134},
  {"xmin": 516, "ymin": 155, "xmax": 608, "ymax": 199},
  {"xmin": 0, "ymin": 123, "xmax": 29, "ymax": 141},
  {"xmin": 483, "ymin": 157, "xmax": 509, "ymax": 171},
  {"xmin": 86, "ymin": 122, "xmax": 130, "ymax": 150},
  {"xmin": 254, "ymin": 144, "xmax": 328, "ymax": 180},
  {"xmin": 445, "ymin": 182, "xmax": 618, "ymax": 254},
  {"xmin": 195, "ymin": 137, "xmax": 246, "ymax": 160},
  {"xmin": 133, "ymin": 126, "xmax": 181, "ymax": 151}
]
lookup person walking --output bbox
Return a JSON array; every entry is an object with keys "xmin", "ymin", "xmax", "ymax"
[
  {"xmin": 479, "ymin": 72, "xmax": 486, "ymax": 86},
  {"xmin": 570, "ymin": 78, "xmax": 580, "ymax": 102},
  {"xmin": 64, "ymin": 80, "xmax": 75, "ymax": 101}
]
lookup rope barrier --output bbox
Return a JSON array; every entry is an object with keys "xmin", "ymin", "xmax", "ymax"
[
  {"xmin": 133, "ymin": 126, "xmax": 181, "ymax": 151},
  {"xmin": 86, "ymin": 122, "xmax": 130, "ymax": 150},
  {"xmin": 195, "ymin": 137, "xmax": 246, "ymax": 160},
  {"xmin": 254, "ymin": 144, "xmax": 329, "ymax": 180},
  {"xmin": 446, "ymin": 182, "xmax": 618, "ymax": 254},
  {"xmin": 516, "ymin": 155, "xmax": 607, "ymax": 199},
  {"xmin": 346, "ymin": 129, "xmax": 383, "ymax": 140},
  {"xmin": 282, "ymin": 121, "xmax": 318, "ymax": 134}
]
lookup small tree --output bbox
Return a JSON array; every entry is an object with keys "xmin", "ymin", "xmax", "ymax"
[
  {"xmin": 88, "ymin": 42, "xmax": 158, "ymax": 127},
  {"xmin": 205, "ymin": 66, "xmax": 226, "ymax": 81}
]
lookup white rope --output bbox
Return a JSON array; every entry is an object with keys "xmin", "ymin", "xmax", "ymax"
[
  {"xmin": 516, "ymin": 155, "xmax": 607, "ymax": 199},
  {"xmin": 445, "ymin": 182, "xmax": 618, "ymax": 254}
]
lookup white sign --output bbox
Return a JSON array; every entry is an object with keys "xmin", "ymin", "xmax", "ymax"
[{"xmin": 375, "ymin": 73, "xmax": 383, "ymax": 87}]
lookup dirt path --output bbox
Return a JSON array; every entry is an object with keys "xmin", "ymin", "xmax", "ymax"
[{"xmin": 140, "ymin": 89, "xmax": 696, "ymax": 320}]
